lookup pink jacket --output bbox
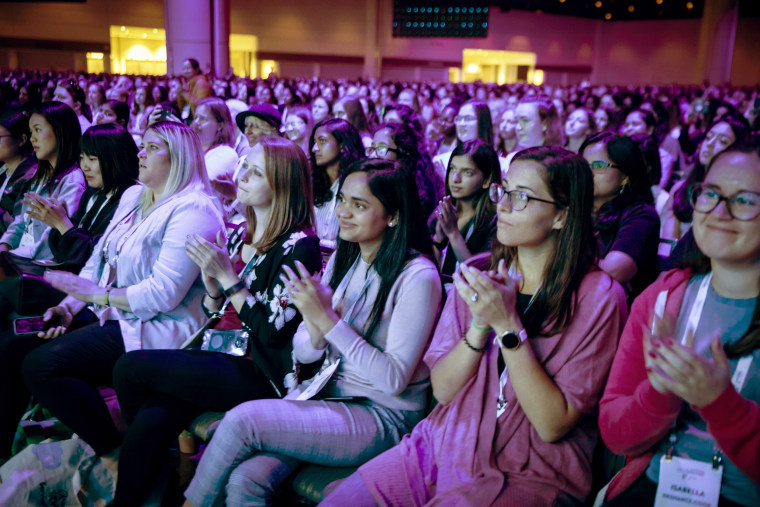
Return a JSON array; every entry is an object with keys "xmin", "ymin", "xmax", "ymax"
[{"xmin": 599, "ymin": 268, "xmax": 760, "ymax": 499}]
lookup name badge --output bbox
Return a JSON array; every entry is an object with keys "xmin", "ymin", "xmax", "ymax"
[
  {"xmin": 18, "ymin": 226, "xmax": 35, "ymax": 249},
  {"xmin": 655, "ymin": 455, "xmax": 722, "ymax": 507},
  {"xmin": 296, "ymin": 358, "xmax": 340, "ymax": 401}
]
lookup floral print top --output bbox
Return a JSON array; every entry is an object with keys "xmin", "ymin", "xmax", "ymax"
[{"xmin": 220, "ymin": 224, "xmax": 322, "ymax": 396}]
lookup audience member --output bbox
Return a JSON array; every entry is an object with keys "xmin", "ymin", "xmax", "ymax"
[
  {"xmin": 109, "ymin": 136, "xmax": 321, "ymax": 506},
  {"xmin": 183, "ymin": 159, "xmax": 442, "ymax": 506},
  {"xmin": 0, "ymin": 107, "xmax": 36, "ymax": 233},
  {"xmin": 581, "ymin": 132, "xmax": 660, "ymax": 299},
  {"xmin": 323, "ymin": 146, "xmax": 627, "ymax": 506},
  {"xmin": 599, "ymin": 143, "xmax": 760, "ymax": 505},
  {"xmin": 18, "ymin": 121, "xmax": 223, "ymax": 463}
]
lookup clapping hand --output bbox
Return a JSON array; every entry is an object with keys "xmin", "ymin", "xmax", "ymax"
[
  {"xmin": 280, "ymin": 261, "xmax": 338, "ymax": 336},
  {"xmin": 185, "ymin": 232, "xmax": 235, "ymax": 291},
  {"xmin": 644, "ymin": 318, "xmax": 732, "ymax": 407},
  {"xmin": 454, "ymin": 259, "xmax": 523, "ymax": 332},
  {"xmin": 24, "ymin": 192, "xmax": 73, "ymax": 233},
  {"xmin": 435, "ymin": 196, "xmax": 459, "ymax": 237}
]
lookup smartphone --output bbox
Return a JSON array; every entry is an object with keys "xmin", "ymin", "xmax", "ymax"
[
  {"xmin": 159, "ymin": 109, "xmax": 172, "ymax": 120},
  {"xmin": 13, "ymin": 315, "xmax": 62, "ymax": 335},
  {"xmin": 753, "ymin": 97, "xmax": 760, "ymax": 115}
]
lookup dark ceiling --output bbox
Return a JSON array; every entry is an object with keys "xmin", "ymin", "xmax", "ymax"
[{"xmin": 395, "ymin": 1, "xmax": 760, "ymax": 22}]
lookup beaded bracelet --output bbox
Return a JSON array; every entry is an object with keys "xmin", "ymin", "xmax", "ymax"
[{"xmin": 462, "ymin": 333, "xmax": 489, "ymax": 353}]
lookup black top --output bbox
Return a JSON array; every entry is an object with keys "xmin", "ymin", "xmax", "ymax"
[
  {"xmin": 205, "ymin": 226, "xmax": 322, "ymax": 397},
  {"xmin": 435, "ymin": 214, "xmax": 497, "ymax": 277},
  {"xmin": 596, "ymin": 201, "xmax": 661, "ymax": 300},
  {"xmin": 0, "ymin": 157, "xmax": 36, "ymax": 234},
  {"xmin": 48, "ymin": 187, "xmax": 124, "ymax": 270}
]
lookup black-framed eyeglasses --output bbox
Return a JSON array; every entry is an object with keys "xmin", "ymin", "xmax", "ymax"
[
  {"xmin": 589, "ymin": 160, "xmax": 618, "ymax": 172},
  {"xmin": 689, "ymin": 183, "xmax": 760, "ymax": 221},
  {"xmin": 489, "ymin": 183, "xmax": 563, "ymax": 210},
  {"xmin": 366, "ymin": 145, "xmax": 401, "ymax": 157}
]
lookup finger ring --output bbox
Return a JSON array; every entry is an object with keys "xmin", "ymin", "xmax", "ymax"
[{"xmin": 471, "ymin": 292, "xmax": 479, "ymax": 303}]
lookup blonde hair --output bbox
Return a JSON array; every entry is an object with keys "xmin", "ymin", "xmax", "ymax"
[
  {"xmin": 245, "ymin": 137, "xmax": 314, "ymax": 252},
  {"xmin": 137, "ymin": 121, "xmax": 213, "ymax": 213}
]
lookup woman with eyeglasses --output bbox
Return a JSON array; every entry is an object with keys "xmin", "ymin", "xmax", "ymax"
[
  {"xmin": 321, "ymin": 146, "xmax": 627, "ymax": 506},
  {"xmin": 581, "ymin": 132, "xmax": 660, "ymax": 300},
  {"xmin": 431, "ymin": 139, "xmax": 499, "ymax": 281},
  {"xmin": 598, "ymin": 142, "xmax": 760, "ymax": 506},
  {"xmin": 309, "ymin": 119, "xmax": 365, "ymax": 250},
  {"xmin": 284, "ymin": 105, "xmax": 314, "ymax": 155},
  {"xmin": 367, "ymin": 122, "xmax": 442, "ymax": 218},
  {"xmin": 432, "ymin": 100, "xmax": 496, "ymax": 182}
]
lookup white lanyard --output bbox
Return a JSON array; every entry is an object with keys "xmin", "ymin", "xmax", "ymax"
[
  {"xmin": 496, "ymin": 264, "xmax": 540, "ymax": 418},
  {"xmin": 679, "ymin": 273, "xmax": 753, "ymax": 392}
]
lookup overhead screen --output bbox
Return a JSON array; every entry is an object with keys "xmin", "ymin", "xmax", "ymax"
[{"xmin": 393, "ymin": 1, "xmax": 489, "ymax": 38}]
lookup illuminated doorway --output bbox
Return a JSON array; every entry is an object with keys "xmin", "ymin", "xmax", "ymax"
[
  {"xmin": 107, "ymin": 25, "xmax": 258, "ymax": 77},
  {"xmin": 460, "ymin": 49, "xmax": 538, "ymax": 85}
]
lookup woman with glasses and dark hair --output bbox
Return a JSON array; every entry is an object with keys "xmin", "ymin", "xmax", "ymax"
[
  {"xmin": 310, "ymin": 118, "xmax": 365, "ymax": 249},
  {"xmin": 431, "ymin": 139, "xmax": 499, "ymax": 280},
  {"xmin": 322, "ymin": 146, "xmax": 626, "ymax": 506},
  {"xmin": 432, "ymin": 99, "xmax": 498, "ymax": 180},
  {"xmin": 182, "ymin": 158, "xmax": 442, "ymax": 506},
  {"xmin": 284, "ymin": 105, "xmax": 314, "ymax": 155},
  {"xmin": 661, "ymin": 113, "xmax": 749, "ymax": 242},
  {"xmin": 53, "ymin": 79, "xmax": 91, "ymax": 133},
  {"xmin": 0, "ymin": 107, "xmax": 36, "ymax": 233},
  {"xmin": 367, "ymin": 122, "xmax": 442, "ymax": 218},
  {"xmin": 580, "ymin": 132, "xmax": 660, "ymax": 300},
  {"xmin": 598, "ymin": 142, "xmax": 760, "ymax": 506}
]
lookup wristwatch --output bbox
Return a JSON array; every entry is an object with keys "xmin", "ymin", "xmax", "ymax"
[{"xmin": 493, "ymin": 329, "xmax": 528, "ymax": 350}]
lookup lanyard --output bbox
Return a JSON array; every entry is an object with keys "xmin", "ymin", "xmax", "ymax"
[
  {"xmin": 664, "ymin": 272, "xmax": 754, "ymax": 467},
  {"xmin": 497, "ymin": 264, "xmax": 540, "ymax": 416},
  {"xmin": 333, "ymin": 257, "xmax": 378, "ymax": 329}
]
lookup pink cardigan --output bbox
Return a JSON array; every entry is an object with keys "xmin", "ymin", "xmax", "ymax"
[
  {"xmin": 599, "ymin": 268, "xmax": 760, "ymax": 500},
  {"xmin": 360, "ymin": 264, "xmax": 627, "ymax": 506}
]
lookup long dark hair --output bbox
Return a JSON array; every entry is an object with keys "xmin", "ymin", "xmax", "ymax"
[
  {"xmin": 336, "ymin": 96, "xmax": 371, "ymax": 134},
  {"xmin": 79, "ymin": 123, "xmax": 138, "ymax": 194},
  {"xmin": 580, "ymin": 132, "xmax": 654, "ymax": 235},
  {"xmin": 460, "ymin": 99, "xmax": 493, "ymax": 145},
  {"xmin": 29, "ymin": 101, "xmax": 81, "ymax": 191},
  {"xmin": 309, "ymin": 118, "xmax": 365, "ymax": 206},
  {"xmin": 376, "ymin": 122, "xmax": 442, "ymax": 217},
  {"xmin": 680, "ymin": 142, "xmax": 760, "ymax": 357},
  {"xmin": 329, "ymin": 159, "xmax": 433, "ymax": 339},
  {"xmin": 490, "ymin": 146, "xmax": 597, "ymax": 337},
  {"xmin": 445, "ymin": 139, "xmax": 499, "ymax": 233}
]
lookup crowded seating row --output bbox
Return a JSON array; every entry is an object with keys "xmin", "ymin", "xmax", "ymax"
[{"xmin": 0, "ymin": 73, "xmax": 758, "ymax": 506}]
